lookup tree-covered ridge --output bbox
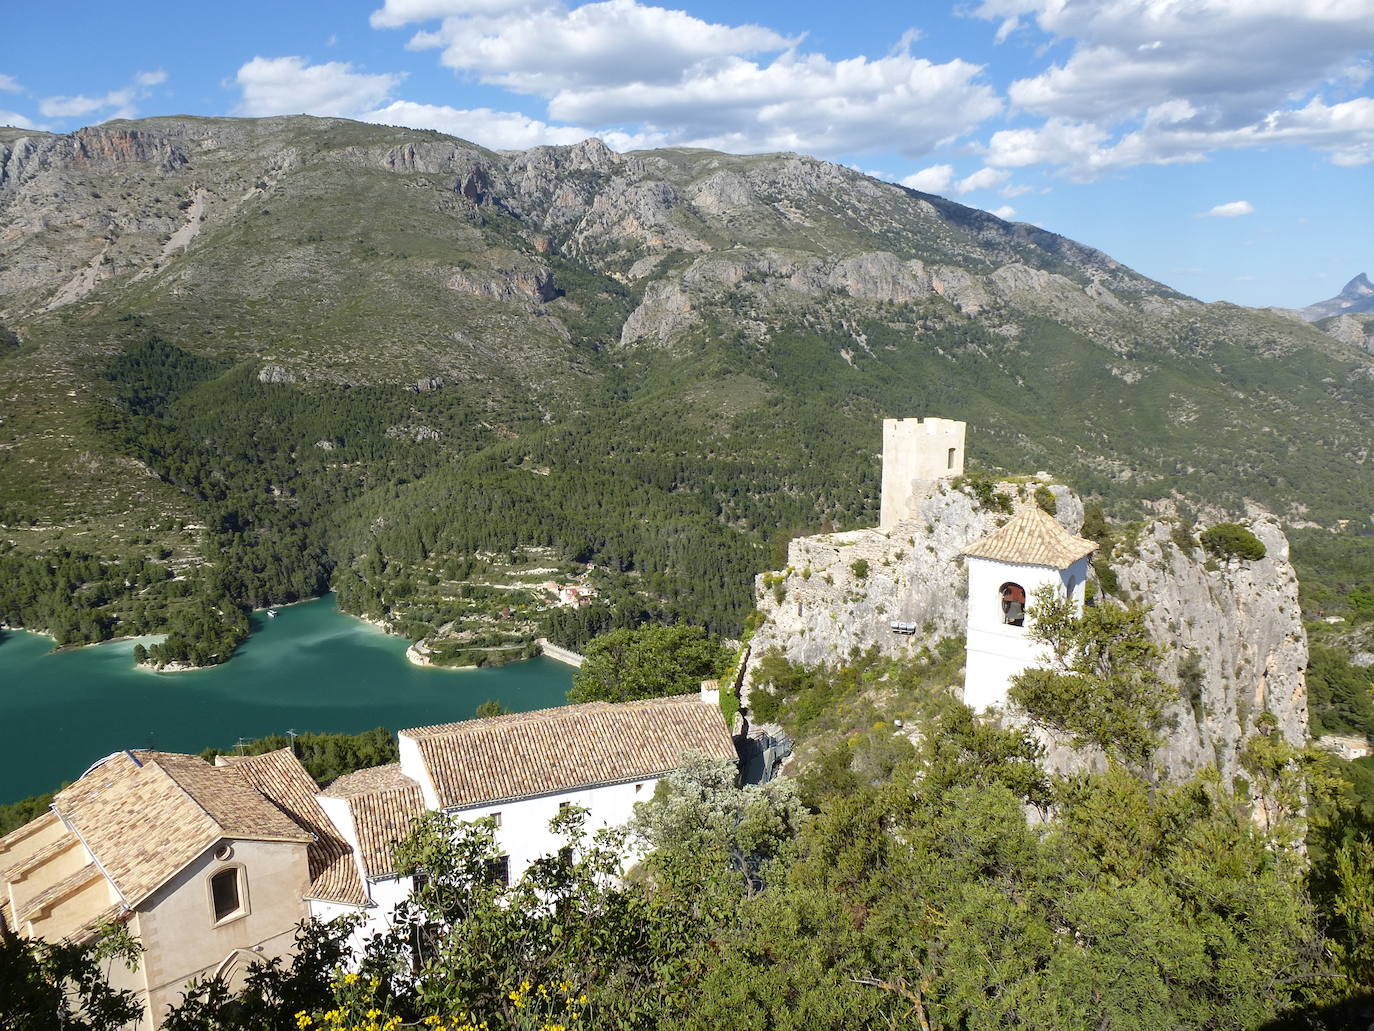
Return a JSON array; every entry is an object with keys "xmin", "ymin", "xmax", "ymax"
[{"xmin": 1, "ymin": 115, "xmax": 1372, "ymax": 667}]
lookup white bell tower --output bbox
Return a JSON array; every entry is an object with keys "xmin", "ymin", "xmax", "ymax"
[{"xmin": 960, "ymin": 507, "xmax": 1097, "ymax": 713}]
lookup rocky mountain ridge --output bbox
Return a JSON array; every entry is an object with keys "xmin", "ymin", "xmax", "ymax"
[
  {"xmin": 0, "ymin": 114, "xmax": 1372, "ymax": 659},
  {"xmin": 1299, "ymin": 272, "xmax": 1374, "ymax": 322}
]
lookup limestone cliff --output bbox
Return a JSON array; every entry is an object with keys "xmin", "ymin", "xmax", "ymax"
[
  {"xmin": 1110, "ymin": 512, "xmax": 1308, "ymax": 783},
  {"xmin": 744, "ymin": 487, "xmax": 1309, "ymax": 783},
  {"xmin": 742, "ymin": 477, "xmax": 1081, "ymax": 675}
]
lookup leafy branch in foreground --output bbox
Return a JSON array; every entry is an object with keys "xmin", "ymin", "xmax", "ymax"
[{"xmin": 1008, "ymin": 587, "xmax": 1174, "ymax": 767}]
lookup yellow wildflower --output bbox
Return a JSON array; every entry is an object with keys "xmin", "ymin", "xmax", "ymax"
[
  {"xmin": 295, "ymin": 1012, "xmax": 313, "ymax": 1029},
  {"xmin": 343, "ymin": 972, "xmax": 360, "ymax": 985}
]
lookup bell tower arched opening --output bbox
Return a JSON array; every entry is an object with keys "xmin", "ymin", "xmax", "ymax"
[{"xmin": 999, "ymin": 582, "xmax": 1026, "ymax": 626}]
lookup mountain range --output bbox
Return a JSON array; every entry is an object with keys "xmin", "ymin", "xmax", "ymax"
[
  {"xmin": 1, "ymin": 115, "xmax": 1372, "ymax": 654},
  {"xmin": 1300, "ymin": 273, "xmax": 1374, "ymax": 321}
]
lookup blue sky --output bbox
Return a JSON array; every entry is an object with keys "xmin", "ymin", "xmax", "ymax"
[{"xmin": 4, "ymin": 0, "xmax": 1372, "ymax": 308}]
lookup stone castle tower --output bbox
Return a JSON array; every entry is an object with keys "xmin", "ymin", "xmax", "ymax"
[{"xmin": 879, "ymin": 417, "xmax": 966, "ymax": 528}]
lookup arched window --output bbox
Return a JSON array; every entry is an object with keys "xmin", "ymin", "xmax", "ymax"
[
  {"xmin": 210, "ymin": 867, "xmax": 246, "ymax": 924},
  {"xmin": 999, "ymin": 582, "xmax": 1026, "ymax": 627}
]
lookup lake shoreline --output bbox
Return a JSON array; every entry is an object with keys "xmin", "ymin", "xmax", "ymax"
[{"xmin": 0, "ymin": 594, "xmax": 573, "ymax": 804}]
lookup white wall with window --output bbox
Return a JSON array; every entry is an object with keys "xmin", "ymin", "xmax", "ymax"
[{"xmin": 963, "ymin": 554, "xmax": 1091, "ymax": 712}]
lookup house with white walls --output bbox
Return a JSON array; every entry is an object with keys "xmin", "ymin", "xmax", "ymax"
[
  {"xmin": 1, "ymin": 690, "xmax": 736, "ymax": 1024},
  {"xmin": 318, "ymin": 690, "xmax": 738, "ymax": 944}
]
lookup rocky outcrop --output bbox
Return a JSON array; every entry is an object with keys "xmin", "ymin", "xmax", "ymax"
[
  {"xmin": 1300, "ymin": 272, "xmax": 1374, "ymax": 321},
  {"xmin": 447, "ymin": 264, "xmax": 556, "ymax": 303},
  {"xmin": 1321, "ymin": 313, "xmax": 1374, "ymax": 355},
  {"xmin": 745, "ymin": 484, "xmax": 1309, "ymax": 786},
  {"xmin": 1110, "ymin": 513, "xmax": 1308, "ymax": 783},
  {"xmin": 258, "ymin": 364, "xmax": 297, "ymax": 384},
  {"xmin": 743, "ymin": 478, "xmax": 1081, "ymax": 676}
]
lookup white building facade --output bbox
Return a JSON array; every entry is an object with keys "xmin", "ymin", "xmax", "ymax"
[
  {"xmin": 961, "ymin": 507, "xmax": 1096, "ymax": 712},
  {"xmin": 311, "ymin": 690, "xmax": 738, "ymax": 945}
]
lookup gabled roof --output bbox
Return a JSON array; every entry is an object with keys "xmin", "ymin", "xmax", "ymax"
[
  {"xmin": 52, "ymin": 751, "xmax": 312, "ymax": 908},
  {"xmin": 322, "ymin": 764, "xmax": 425, "ymax": 879},
  {"xmin": 218, "ymin": 749, "xmax": 367, "ymax": 906},
  {"xmin": 961, "ymin": 506, "xmax": 1097, "ymax": 568},
  {"xmin": 401, "ymin": 694, "xmax": 737, "ymax": 811}
]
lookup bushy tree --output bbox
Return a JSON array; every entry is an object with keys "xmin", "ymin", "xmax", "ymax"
[
  {"xmin": 1200, "ymin": 522, "xmax": 1267, "ymax": 563},
  {"xmin": 569, "ymin": 624, "xmax": 730, "ymax": 704},
  {"xmin": 0, "ymin": 925, "xmax": 143, "ymax": 1031},
  {"xmin": 1009, "ymin": 588, "xmax": 1175, "ymax": 767}
]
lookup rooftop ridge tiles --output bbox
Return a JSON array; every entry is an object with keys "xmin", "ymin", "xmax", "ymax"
[
  {"xmin": 400, "ymin": 694, "xmax": 701, "ymax": 740},
  {"xmin": 0, "ymin": 810, "xmax": 60, "ymax": 851},
  {"xmin": 960, "ymin": 506, "xmax": 1097, "ymax": 568}
]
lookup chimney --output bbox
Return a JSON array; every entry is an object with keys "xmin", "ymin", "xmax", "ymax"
[{"xmin": 699, "ymin": 679, "xmax": 721, "ymax": 707}]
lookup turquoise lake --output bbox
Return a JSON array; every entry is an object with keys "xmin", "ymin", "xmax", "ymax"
[{"xmin": 0, "ymin": 594, "xmax": 572, "ymax": 804}]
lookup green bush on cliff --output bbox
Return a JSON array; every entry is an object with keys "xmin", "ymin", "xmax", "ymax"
[{"xmin": 1201, "ymin": 522, "xmax": 1267, "ymax": 563}]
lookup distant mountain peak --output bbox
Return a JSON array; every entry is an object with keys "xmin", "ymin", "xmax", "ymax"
[{"xmin": 1298, "ymin": 271, "xmax": 1374, "ymax": 322}]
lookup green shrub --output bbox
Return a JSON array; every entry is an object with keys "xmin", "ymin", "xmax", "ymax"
[
  {"xmin": 850, "ymin": 559, "xmax": 870, "ymax": 580},
  {"xmin": 1200, "ymin": 523, "xmax": 1267, "ymax": 563},
  {"xmin": 1033, "ymin": 485, "xmax": 1058, "ymax": 515}
]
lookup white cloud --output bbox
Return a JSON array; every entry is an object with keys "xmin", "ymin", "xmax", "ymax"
[
  {"xmin": 40, "ymin": 94, "xmax": 113, "ymax": 118},
  {"xmin": 235, "ymin": 57, "xmax": 404, "ymax": 118},
  {"xmin": 364, "ymin": 99, "xmax": 600, "ymax": 148},
  {"xmin": 0, "ymin": 109, "xmax": 43, "ymax": 129},
  {"xmin": 548, "ymin": 51, "xmax": 1001, "ymax": 158},
  {"xmin": 969, "ymin": 0, "xmax": 1374, "ymax": 176},
  {"xmin": 1199, "ymin": 200, "xmax": 1254, "ymax": 218},
  {"xmin": 956, "ymin": 166, "xmax": 1009, "ymax": 193},
  {"xmin": 991, "ymin": 204, "xmax": 1017, "ymax": 218},
  {"xmin": 0, "ymin": 74, "xmax": 21, "ymax": 93},
  {"xmin": 901, "ymin": 163, "xmax": 955, "ymax": 192},
  {"xmin": 373, "ymin": 0, "xmax": 999, "ymax": 159},
  {"xmin": 978, "ymin": 0, "xmax": 1374, "ymax": 125},
  {"xmin": 412, "ymin": 0, "xmax": 795, "ymax": 93},
  {"xmin": 370, "ymin": 0, "xmax": 537, "ymax": 29},
  {"xmin": 38, "ymin": 70, "xmax": 168, "ymax": 123},
  {"xmin": 985, "ymin": 96, "xmax": 1374, "ymax": 177}
]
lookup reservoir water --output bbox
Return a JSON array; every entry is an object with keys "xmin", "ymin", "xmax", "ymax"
[{"xmin": 0, "ymin": 594, "xmax": 573, "ymax": 804}]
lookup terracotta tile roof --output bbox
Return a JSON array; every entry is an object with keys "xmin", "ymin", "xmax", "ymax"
[
  {"xmin": 401, "ymin": 694, "xmax": 737, "ymax": 811},
  {"xmin": 961, "ymin": 506, "xmax": 1097, "ymax": 568},
  {"xmin": 327, "ymin": 767, "xmax": 426, "ymax": 879},
  {"xmin": 53, "ymin": 751, "xmax": 312, "ymax": 908},
  {"xmin": 0, "ymin": 810, "xmax": 60, "ymax": 851},
  {"xmin": 67, "ymin": 903, "xmax": 125, "ymax": 945},
  {"xmin": 0, "ymin": 832, "xmax": 75, "ymax": 883},
  {"xmin": 218, "ymin": 750, "xmax": 367, "ymax": 907},
  {"xmin": 17, "ymin": 863, "xmax": 104, "ymax": 922},
  {"xmin": 324, "ymin": 762, "xmax": 419, "ymax": 798}
]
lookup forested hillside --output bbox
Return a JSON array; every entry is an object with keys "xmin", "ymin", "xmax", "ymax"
[{"xmin": 1, "ymin": 115, "xmax": 1371, "ymax": 662}]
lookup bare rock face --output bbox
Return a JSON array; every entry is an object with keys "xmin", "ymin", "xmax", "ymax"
[
  {"xmin": 743, "ymin": 478, "xmax": 1081, "ymax": 681},
  {"xmin": 447, "ymin": 264, "xmax": 556, "ymax": 303},
  {"xmin": 1322, "ymin": 313, "xmax": 1374, "ymax": 355},
  {"xmin": 745, "ymin": 484, "xmax": 1309, "ymax": 786},
  {"xmin": 620, "ymin": 280, "xmax": 696, "ymax": 346},
  {"xmin": 258, "ymin": 364, "xmax": 297, "ymax": 384},
  {"xmin": 1109, "ymin": 513, "xmax": 1308, "ymax": 783}
]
